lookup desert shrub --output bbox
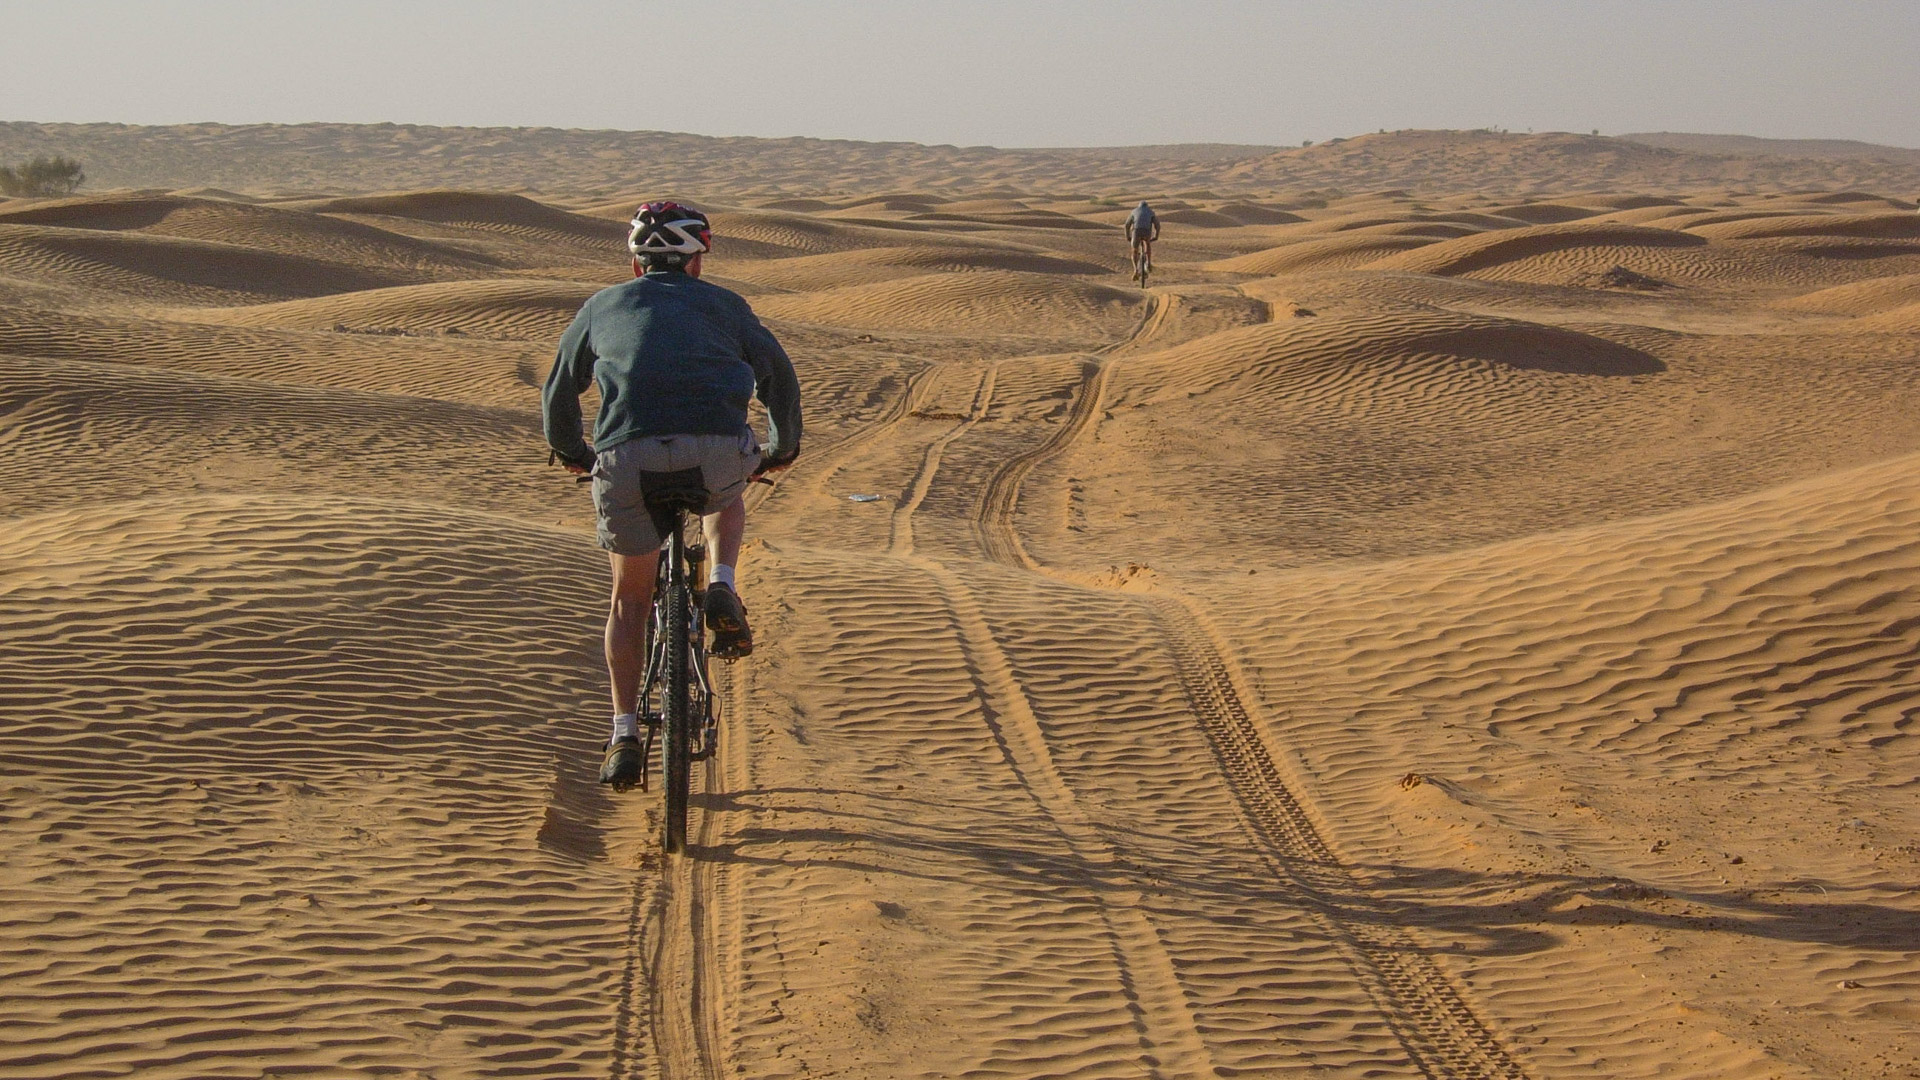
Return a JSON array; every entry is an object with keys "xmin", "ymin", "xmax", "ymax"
[{"xmin": 0, "ymin": 155, "xmax": 85, "ymax": 197}]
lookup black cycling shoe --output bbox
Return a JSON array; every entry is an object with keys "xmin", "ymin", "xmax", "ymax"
[
  {"xmin": 599, "ymin": 736, "xmax": 642, "ymax": 788},
  {"xmin": 705, "ymin": 583, "xmax": 754, "ymax": 659}
]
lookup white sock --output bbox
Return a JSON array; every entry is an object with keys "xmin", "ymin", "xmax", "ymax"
[
  {"xmin": 611, "ymin": 712, "xmax": 638, "ymax": 741},
  {"xmin": 710, "ymin": 564, "xmax": 737, "ymax": 590}
]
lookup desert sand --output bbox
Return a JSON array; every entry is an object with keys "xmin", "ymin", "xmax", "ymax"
[
  {"xmin": 9, "ymin": 122, "xmax": 1920, "ymax": 197},
  {"xmin": 2, "ymin": 139, "xmax": 1919, "ymax": 1079}
]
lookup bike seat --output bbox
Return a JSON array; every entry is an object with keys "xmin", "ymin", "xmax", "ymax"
[{"xmin": 639, "ymin": 467, "xmax": 708, "ymax": 536}]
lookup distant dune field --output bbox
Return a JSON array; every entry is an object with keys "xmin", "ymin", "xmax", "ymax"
[
  {"xmin": 2, "ymin": 163, "xmax": 1918, "ymax": 1080},
  {"xmin": 8, "ymin": 121, "xmax": 1920, "ymax": 196}
]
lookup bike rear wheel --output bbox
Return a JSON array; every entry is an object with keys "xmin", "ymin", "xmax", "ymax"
[{"xmin": 661, "ymin": 571, "xmax": 693, "ymax": 854}]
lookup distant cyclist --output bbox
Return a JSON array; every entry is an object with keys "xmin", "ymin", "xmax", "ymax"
[
  {"xmin": 1124, "ymin": 200, "xmax": 1160, "ymax": 280},
  {"xmin": 544, "ymin": 201, "xmax": 802, "ymax": 787}
]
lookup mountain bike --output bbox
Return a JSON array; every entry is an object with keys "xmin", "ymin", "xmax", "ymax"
[
  {"xmin": 1130, "ymin": 239, "xmax": 1153, "ymax": 286},
  {"xmin": 629, "ymin": 468, "xmax": 723, "ymax": 854}
]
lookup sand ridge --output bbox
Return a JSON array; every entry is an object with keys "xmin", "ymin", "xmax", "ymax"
[
  {"xmin": 3, "ymin": 173, "xmax": 1919, "ymax": 1078},
  {"xmin": 9, "ymin": 121, "xmax": 1920, "ymax": 196}
]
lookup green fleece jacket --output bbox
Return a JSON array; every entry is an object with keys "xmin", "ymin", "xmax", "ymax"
[{"xmin": 543, "ymin": 270, "xmax": 801, "ymax": 467}]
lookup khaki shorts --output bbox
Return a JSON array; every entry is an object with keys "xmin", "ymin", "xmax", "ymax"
[{"xmin": 592, "ymin": 433, "xmax": 760, "ymax": 555}]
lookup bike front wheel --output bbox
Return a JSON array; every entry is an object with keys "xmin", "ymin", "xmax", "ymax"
[{"xmin": 661, "ymin": 574, "xmax": 692, "ymax": 854}]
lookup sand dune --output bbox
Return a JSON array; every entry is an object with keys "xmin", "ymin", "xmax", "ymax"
[
  {"xmin": 1775, "ymin": 272, "xmax": 1920, "ymax": 314},
  {"xmin": 0, "ymin": 353, "xmax": 565, "ymax": 521},
  {"xmin": 1487, "ymin": 201, "xmax": 1606, "ymax": 224},
  {"xmin": 0, "ymin": 305, "xmax": 542, "ymax": 407},
  {"xmin": 753, "ymin": 270, "xmax": 1141, "ymax": 338},
  {"xmin": 708, "ymin": 209, "xmax": 975, "ymax": 259},
  {"xmin": 1367, "ymin": 222, "xmax": 1709, "ymax": 276},
  {"xmin": 269, "ymin": 190, "xmax": 626, "ymax": 273},
  {"xmin": 1211, "ymin": 201, "xmax": 1307, "ymax": 225},
  {"xmin": 1120, "ymin": 307, "xmax": 1663, "ymax": 394},
  {"xmin": 0, "ymin": 192, "xmax": 500, "ymax": 275},
  {"xmin": 1854, "ymin": 301, "xmax": 1920, "ymax": 332},
  {"xmin": 0, "ymin": 495, "xmax": 630, "ymax": 1077},
  {"xmin": 720, "ymin": 245, "xmax": 1111, "ymax": 292},
  {"xmin": 1685, "ymin": 211, "xmax": 1920, "ymax": 241},
  {"xmin": 9, "ymin": 121, "xmax": 1920, "ymax": 195},
  {"xmin": 181, "ymin": 278, "xmax": 600, "ymax": 339},
  {"xmin": 1174, "ymin": 450, "xmax": 1920, "ymax": 1080},
  {"xmin": 0, "ymin": 222, "xmax": 411, "ymax": 304},
  {"xmin": 287, "ymin": 189, "xmax": 616, "ymax": 237},
  {"xmin": 2, "ymin": 168, "xmax": 1918, "ymax": 1080},
  {"xmin": 1288, "ymin": 209, "xmax": 1518, "ymax": 234},
  {"xmin": 1207, "ymin": 233, "xmax": 1440, "ymax": 275}
]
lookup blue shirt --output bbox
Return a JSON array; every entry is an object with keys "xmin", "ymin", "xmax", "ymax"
[
  {"xmin": 1126, "ymin": 203, "xmax": 1157, "ymax": 238},
  {"xmin": 543, "ymin": 270, "xmax": 802, "ymax": 466}
]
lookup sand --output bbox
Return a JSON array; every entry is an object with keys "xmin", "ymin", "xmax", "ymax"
[
  {"xmin": 9, "ymin": 122, "xmax": 1920, "ymax": 198},
  {"xmin": 2, "ymin": 168, "xmax": 1918, "ymax": 1080}
]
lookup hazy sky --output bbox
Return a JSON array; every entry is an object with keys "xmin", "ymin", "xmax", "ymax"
[{"xmin": 6, "ymin": 0, "xmax": 1918, "ymax": 148}]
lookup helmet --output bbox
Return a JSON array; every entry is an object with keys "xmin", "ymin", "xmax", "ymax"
[{"xmin": 628, "ymin": 201, "xmax": 712, "ymax": 268}]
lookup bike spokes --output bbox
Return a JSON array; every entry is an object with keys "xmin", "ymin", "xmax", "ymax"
[{"xmin": 636, "ymin": 718, "xmax": 657, "ymax": 792}]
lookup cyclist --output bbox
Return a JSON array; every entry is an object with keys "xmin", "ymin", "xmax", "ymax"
[
  {"xmin": 543, "ymin": 201, "xmax": 802, "ymax": 787},
  {"xmin": 1124, "ymin": 200, "xmax": 1159, "ymax": 276}
]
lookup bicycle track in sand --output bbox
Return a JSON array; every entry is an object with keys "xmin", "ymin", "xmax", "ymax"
[{"xmin": 645, "ymin": 284, "xmax": 1535, "ymax": 1078}]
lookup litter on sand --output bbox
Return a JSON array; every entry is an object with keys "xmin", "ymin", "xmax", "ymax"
[{"xmin": 847, "ymin": 494, "xmax": 886, "ymax": 503}]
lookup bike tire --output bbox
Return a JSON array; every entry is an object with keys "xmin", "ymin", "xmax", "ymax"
[{"xmin": 662, "ymin": 573, "xmax": 692, "ymax": 854}]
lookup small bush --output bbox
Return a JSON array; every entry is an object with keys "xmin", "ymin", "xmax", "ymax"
[{"xmin": 0, "ymin": 155, "xmax": 86, "ymax": 197}]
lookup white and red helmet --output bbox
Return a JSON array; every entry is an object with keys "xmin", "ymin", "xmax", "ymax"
[{"xmin": 628, "ymin": 201, "xmax": 712, "ymax": 267}]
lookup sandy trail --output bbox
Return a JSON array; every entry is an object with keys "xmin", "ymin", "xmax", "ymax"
[
  {"xmin": 3, "ymin": 183, "xmax": 1918, "ymax": 1079},
  {"xmin": 709, "ymin": 288, "xmax": 1535, "ymax": 1079}
]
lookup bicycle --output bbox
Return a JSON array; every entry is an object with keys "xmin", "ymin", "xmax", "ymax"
[
  {"xmin": 620, "ymin": 467, "xmax": 725, "ymax": 854},
  {"xmin": 1130, "ymin": 238, "xmax": 1153, "ymax": 287},
  {"xmin": 554, "ymin": 450, "xmax": 776, "ymax": 854}
]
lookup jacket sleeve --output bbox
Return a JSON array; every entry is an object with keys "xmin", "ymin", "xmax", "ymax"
[
  {"xmin": 739, "ymin": 306, "xmax": 802, "ymax": 462},
  {"xmin": 542, "ymin": 306, "xmax": 598, "ymax": 466}
]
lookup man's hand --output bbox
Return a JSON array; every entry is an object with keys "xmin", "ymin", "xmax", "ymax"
[
  {"xmin": 754, "ymin": 454, "xmax": 797, "ymax": 480},
  {"xmin": 549, "ymin": 446, "xmax": 595, "ymax": 475}
]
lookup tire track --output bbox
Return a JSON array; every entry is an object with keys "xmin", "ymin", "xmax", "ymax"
[
  {"xmin": 691, "ymin": 355, "xmax": 989, "ymax": 1076},
  {"xmin": 638, "ymin": 605, "xmax": 759, "ymax": 1080},
  {"xmin": 749, "ymin": 361, "xmax": 939, "ymax": 516},
  {"xmin": 609, "ymin": 872, "xmax": 655, "ymax": 1079},
  {"xmin": 868, "ymin": 318, "xmax": 1219, "ymax": 1075},
  {"xmin": 1120, "ymin": 289, "xmax": 1175, "ymax": 353},
  {"xmin": 974, "ymin": 356, "xmax": 1103, "ymax": 571},
  {"xmin": 961, "ymin": 282, "xmax": 1534, "ymax": 1079},
  {"xmin": 644, "ymin": 684, "xmax": 735, "ymax": 1080},
  {"xmin": 1145, "ymin": 595, "xmax": 1531, "ymax": 1080},
  {"xmin": 644, "ymin": 862, "xmax": 704, "ymax": 1080},
  {"xmin": 910, "ymin": 559, "xmax": 1222, "ymax": 1080},
  {"xmin": 974, "ymin": 291, "xmax": 1162, "ymax": 568},
  {"xmin": 889, "ymin": 365, "xmax": 997, "ymax": 558}
]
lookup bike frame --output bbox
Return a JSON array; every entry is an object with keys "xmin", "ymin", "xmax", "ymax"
[{"xmin": 636, "ymin": 507, "xmax": 720, "ymax": 853}]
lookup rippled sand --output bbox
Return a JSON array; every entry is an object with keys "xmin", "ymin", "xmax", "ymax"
[{"xmin": 3, "ymin": 180, "xmax": 1918, "ymax": 1078}]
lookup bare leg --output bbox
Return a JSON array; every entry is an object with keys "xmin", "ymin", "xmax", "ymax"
[
  {"xmin": 702, "ymin": 494, "xmax": 746, "ymax": 583},
  {"xmin": 606, "ymin": 549, "xmax": 660, "ymax": 716}
]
